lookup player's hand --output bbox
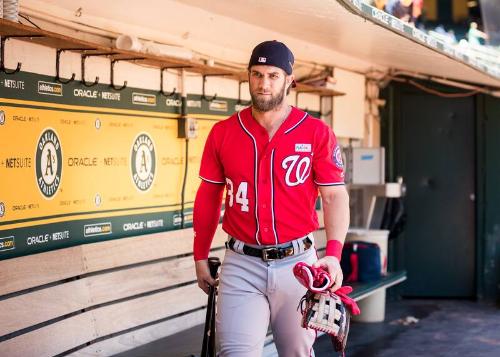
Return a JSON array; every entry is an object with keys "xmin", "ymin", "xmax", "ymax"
[
  {"xmin": 195, "ymin": 259, "xmax": 217, "ymax": 295},
  {"xmin": 313, "ymin": 256, "xmax": 343, "ymax": 292}
]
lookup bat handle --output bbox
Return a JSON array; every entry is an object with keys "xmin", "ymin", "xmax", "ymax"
[
  {"xmin": 200, "ymin": 257, "xmax": 221, "ymax": 357},
  {"xmin": 208, "ymin": 257, "xmax": 221, "ymax": 279}
]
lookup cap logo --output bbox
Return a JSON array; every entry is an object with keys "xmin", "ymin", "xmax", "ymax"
[{"xmin": 258, "ymin": 57, "xmax": 267, "ymax": 63}]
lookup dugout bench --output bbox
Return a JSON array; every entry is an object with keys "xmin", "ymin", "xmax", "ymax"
[{"xmin": 0, "ymin": 216, "xmax": 406, "ymax": 357}]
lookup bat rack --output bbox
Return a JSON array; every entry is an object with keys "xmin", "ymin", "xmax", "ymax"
[{"xmin": 0, "ymin": 18, "xmax": 345, "ymax": 102}]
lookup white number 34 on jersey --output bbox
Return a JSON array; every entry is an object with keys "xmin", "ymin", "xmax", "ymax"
[{"xmin": 226, "ymin": 178, "xmax": 249, "ymax": 212}]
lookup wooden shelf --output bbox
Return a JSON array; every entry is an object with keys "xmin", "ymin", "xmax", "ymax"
[
  {"xmin": 295, "ymin": 82, "xmax": 344, "ymax": 96},
  {"xmin": 0, "ymin": 19, "xmax": 345, "ymax": 95},
  {"xmin": 0, "ymin": 19, "xmax": 234, "ymax": 76}
]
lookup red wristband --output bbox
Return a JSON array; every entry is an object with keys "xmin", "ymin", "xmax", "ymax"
[{"xmin": 325, "ymin": 240, "xmax": 343, "ymax": 260}]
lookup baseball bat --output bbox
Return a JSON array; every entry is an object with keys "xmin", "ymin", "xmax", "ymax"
[{"xmin": 200, "ymin": 256, "xmax": 221, "ymax": 357}]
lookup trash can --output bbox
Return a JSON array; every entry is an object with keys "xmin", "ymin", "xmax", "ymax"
[{"xmin": 346, "ymin": 229, "xmax": 389, "ymax": 322}]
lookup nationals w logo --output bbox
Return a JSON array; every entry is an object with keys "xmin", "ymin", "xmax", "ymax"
[{"xmin": 282, "ymin": 155, "xmax": 311, "ymax": 187}]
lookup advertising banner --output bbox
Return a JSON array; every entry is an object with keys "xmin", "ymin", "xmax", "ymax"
[{"xmin": 0, "ymin": 71, "xmax": 234, "ymax": 259}]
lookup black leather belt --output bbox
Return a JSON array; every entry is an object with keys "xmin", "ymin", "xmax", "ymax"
[{"xmin": 225, "ymin": 236, "xmax": 313, "ymax": 261}]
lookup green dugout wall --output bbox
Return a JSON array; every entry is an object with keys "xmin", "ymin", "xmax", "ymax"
[
  {"xmin": 382, "ymin": 79, "xmax": 500, "ymax": 302},
  {"xmin": 477, "ymin": 94, "xmax": 500, "ymax": 302}
]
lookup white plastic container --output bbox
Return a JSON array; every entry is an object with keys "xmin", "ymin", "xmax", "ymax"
[{"xmin": 115, "ymin": 34, "xmax": 144, "ymax": 52}]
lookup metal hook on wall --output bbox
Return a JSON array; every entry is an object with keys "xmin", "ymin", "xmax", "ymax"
[
  {"xmin": 237, "ymin": 80, "xmax": 251, "ymax": 105},
  {"xmin": 0, "ymin": 37, "xmax": 22, "ymax": 74},
  {"xmin": 160, "ymin": 67, "xmax": 177, "ymax": 97},
  {"xmin": 55, "ymin": 48, "xmax": 87, "ymax": 84},
  {"xmin": 55, "ymin": 50, "xmax": 75, "ymax": 84},
  {"xmin": 0, "ymin": 35, "xmax": 44, "ymax": 75},
  {"xmin": 110, "ymin": 59, "xmax": 127, "ymax": 91},
  {"xmin": 110, "ymin": 57, "xmax": 145, "ymax": 91},
  {"xmin": 201, "ymin": 75, "xmax": 217, "ymax": 102},
  {"xmin": 81, "ymin": 53, "xmax": 100, "ymax": 87}
]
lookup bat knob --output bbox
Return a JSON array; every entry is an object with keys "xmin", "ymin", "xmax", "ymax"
[{"xmin": 208, "ymin": 257, "xmax": 221, "ymax": 279}]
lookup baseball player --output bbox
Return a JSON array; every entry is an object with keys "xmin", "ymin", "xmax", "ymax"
[{"xmin": 193, "ymin": 40, "xmax": 350, "ymax": 357}]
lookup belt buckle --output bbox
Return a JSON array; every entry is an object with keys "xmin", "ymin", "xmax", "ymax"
[{"xmin": 262, "ymin": 247, "xmax": 278, "ymax": 261}]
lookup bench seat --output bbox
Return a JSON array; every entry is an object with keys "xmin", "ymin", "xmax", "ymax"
[
  {"xmin": 350, "ymin": 270, "xmax": 407, "ymax": 301},
  {"xmin": 115, "ymin": 271, "xmax": 407, "ymax": 357}
]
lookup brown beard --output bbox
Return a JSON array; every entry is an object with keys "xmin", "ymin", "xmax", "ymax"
[{"xmin": 250, "ymin": 80, "xmax": 286, "ymax": 112}]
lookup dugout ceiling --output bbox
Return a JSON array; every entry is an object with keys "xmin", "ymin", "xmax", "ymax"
[
  {"xmin": 177, "ymin": 0, "xmax": 500, "ymax": 88},
  {"xmin": 21, "ymin": 0, "xmax": 500, "ymax": 88}
]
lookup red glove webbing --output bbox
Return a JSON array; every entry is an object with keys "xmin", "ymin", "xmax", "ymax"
[
  {"xmin": 334, "ymin": 286, "xmax": 361, "ymax": 315},
  {"xmin": 193, "ymin": 180, "xmax": 224, "ymax": 261}
]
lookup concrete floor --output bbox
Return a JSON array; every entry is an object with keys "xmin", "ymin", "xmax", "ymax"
[
  {"xmin": 316, "ymin": 299, "xmax": 500, "ymax": 357},
  {"xmin": 115, "ymin": 299, "xmax": 500, "ymax": 357}
]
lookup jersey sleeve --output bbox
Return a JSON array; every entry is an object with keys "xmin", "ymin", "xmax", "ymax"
[
  {"xmin": 193, "ymin": 180, "xmax": 224, "ymax": 260},
  {"xmin": 312, "ymin": 123, "xmax": 345, "ymax": 186},
  {"xmin": 199, "ymin": 124, "xmax": 225, "ymax": 184}
]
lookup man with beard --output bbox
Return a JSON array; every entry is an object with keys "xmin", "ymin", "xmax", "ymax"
[{"xmin": 193, "ymin": 40, "xmax": 350, "ymax": 356}]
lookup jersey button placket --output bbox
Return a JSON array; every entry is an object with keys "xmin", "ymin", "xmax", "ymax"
[{"xmin": 257, "ymin": 152, "xmax": 272, "ymax": 243}]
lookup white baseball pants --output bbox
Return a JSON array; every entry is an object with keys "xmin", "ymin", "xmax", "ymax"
[{"xmin": 216, "ymin": 238, "xmax": 317, "ymax": 357}]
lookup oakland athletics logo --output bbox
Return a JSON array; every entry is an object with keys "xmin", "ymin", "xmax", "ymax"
[
  {"xmin": 282, "ymin": 155, "xmax": 311, "ymax": 187},
  {"xmin": 36, "ymin": 128, "xmax": 62, "ymax": 199},
  {"xmin": 131, "ymin": 133, "xmax": 156, "ymax": 192}
]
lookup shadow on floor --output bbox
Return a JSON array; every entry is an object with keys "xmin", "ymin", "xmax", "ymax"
[{"xmin": 114, "ymin": 299, "xmax": 500, "ymax": 357}]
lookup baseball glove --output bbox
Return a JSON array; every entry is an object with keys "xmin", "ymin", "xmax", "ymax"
[{"xmin": 294, "ymin": 262, "xmax": 361, "ymax": 354}]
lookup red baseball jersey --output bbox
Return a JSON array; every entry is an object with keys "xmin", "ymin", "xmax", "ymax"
[{"xmin": 199, "ymin": 106, "xmax": 344, "ymax": 246}]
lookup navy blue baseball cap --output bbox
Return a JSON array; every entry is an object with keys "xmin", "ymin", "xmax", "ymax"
[{"xmin": 248, "ymin": 40, "xmax": 296, "ymax": 87}]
